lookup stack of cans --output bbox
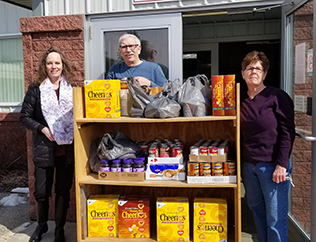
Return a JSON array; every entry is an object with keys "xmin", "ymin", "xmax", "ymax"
[{"xmin": 188, "ymin": 140, "xmax": 236, "ymax": 176}]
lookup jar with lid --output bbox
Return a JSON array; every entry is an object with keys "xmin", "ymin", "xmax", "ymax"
[
  {"xmin": 100, "ymin": 159, "xmax": 110, "ymax": 172},
  {"xmin": 122, "ymin": 158, "xmax": 133, "ymax": 172},
  {"xmin": 133, "ymin": 157, "xmax": 145, "ymax": 172},
  {"xmin": 111, "ymin": 159, "xmax": 121, "ymax": 172}
]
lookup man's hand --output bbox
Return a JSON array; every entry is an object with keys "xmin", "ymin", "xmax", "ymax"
[
  {"xmin": 41, "ymin": 127, "xmax": 55, "ymax": 141},
  {"xmin": 272, "ymin": 165, "xmax": 287, "ymax": 183},
  {"xmin": 134, "ymin": 76, "xmax": 151, "ymax": 87}
]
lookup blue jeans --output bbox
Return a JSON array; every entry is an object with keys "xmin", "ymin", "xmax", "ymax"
[{"xmin": 242, "ymin": 161, "xmax": 290, "ymax": 242}]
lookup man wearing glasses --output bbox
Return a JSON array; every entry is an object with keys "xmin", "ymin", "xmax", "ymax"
[{"xmin": 107, "ymin": 33, "xmax": 166, "ymax": 87}]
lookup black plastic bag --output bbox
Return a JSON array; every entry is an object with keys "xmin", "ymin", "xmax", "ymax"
[
  {"xmin": 97, "ymin": 131, "xmax": 143, "ymax": 161},
  {"xmin": 145, "ymin": 79, "xmax": 182, "ymax": 118},
  {"xmin": 127, "ymin": 77, "xmax": 154, "ymax": 117}
]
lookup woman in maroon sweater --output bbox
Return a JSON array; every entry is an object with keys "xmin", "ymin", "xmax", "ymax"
[{"xmin": 240, "ymin": 51, "xmax": 295, "ymax": 242}]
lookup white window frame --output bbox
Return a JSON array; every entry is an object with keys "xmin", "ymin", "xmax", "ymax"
[{"xmin": 85, "ymin": 13, "xmax": 182, "ymax": 82}]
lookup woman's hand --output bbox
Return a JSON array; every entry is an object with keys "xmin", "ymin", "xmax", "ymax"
[
  {"xmin": 273, "ymin": 165, "xmax": 287, "ymax": 183},
  {"xmin": 134, "ymin": 76, "xmax": 151, "ymax": 87},
  {"xmin": 41, "ymin": 127, "xmax": 55, "ymax": 141}
]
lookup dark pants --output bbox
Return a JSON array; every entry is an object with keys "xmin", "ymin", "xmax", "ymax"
[{"xmin": 33, "ymin": 155, "xmax": 74, "ymax": 229}]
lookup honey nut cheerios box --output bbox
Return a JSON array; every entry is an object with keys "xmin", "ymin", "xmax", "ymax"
[
  {"xmin": 118, "ymin": 195, "xmax": 150, "ymax": 239},
  {"xmin": 84, "ymin": 80, "xmax": 121, "ymax": 118},
  {"xmin": 156, "ymin": 197, "xmax": 189, "ymax": 241},
  {"xmin": 193, "ymin": 198, "xmax": 227, "ymax": 242},
  {"xmin": 87, "ymin": 194, "xmax": 120, "ymax": 238}
]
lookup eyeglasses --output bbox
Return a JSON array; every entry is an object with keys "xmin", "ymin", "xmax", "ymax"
[
  {"xmin": 119, "ymin": 44, "xmax": 139, "ymax": 51},
  {"xmin": 245, "ymin": 66, "xmax": 264, "ymax": 73}
]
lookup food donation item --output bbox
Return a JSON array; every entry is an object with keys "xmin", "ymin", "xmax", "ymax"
[
  {"xmin": 156, "ymin": 197, "xmax": 189, "ymax": 241},
  {"xmin": 87, "ymin": 194, "xmax": 120, "ymax": 237}
]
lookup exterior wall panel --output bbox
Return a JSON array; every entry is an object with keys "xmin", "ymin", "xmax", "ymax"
[
  {"xmin": 0, "ymin": 1, "xmax": 31, "ymax": 34},
  {"xmin": 43, "ymin": 0, "xmax": 284, "ymax": 16}
]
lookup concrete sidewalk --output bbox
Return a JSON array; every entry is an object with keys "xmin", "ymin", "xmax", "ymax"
[{"xmin": 1, "ymin": 221, "xmax": 77, "ymax": 242}]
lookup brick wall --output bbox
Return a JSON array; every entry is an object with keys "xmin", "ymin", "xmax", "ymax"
[
  {"xmin": 291, "ymin": 0, "xmax": 313, "ymax": 234},
  {"xmin": 20, "ymin": 14, "xmax": 85, "ymax": 222}
]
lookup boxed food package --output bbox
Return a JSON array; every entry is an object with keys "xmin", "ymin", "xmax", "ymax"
[
  {"xmin": 224, "ymin": 75, "xmax": 236, "ymax": 116},
  {"xmin": 212, "ymin": 75, "xmax": 225, "ymax": 116},
  {"xmin": 194, "ymin": 198, "xmax": 228, "ymax": 242},
  {"xmin": 84, "ymin": 80, "xmax": 121, "ymax": 118},
  {"xmin": 118, "ymin": 195, "xmax": 150, "ymax": 239},
  {"xmin": 146, "ymin": 157, "xmax": 186, "ymax": 181},
  {"xmin": 87, "ymin": 194, "xmax": 120, "ymax": 237},
  {"xmin": 156, "ymin": 197, "xmax": 189, "ymax": 241}
]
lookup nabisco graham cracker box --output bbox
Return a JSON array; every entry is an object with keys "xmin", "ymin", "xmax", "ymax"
[
  {"xmin": 156, "ymin": 197, "xmax": 189, "ymax": 241},
  {"xmin": 84, "ymin": 80, "xmax": 121, "ymax": 118},
  {"xmin": 212, "ymin": 76, "xmax": 225, "ymax": 116},
  {"xmin": 224, "ymin": 75, "xmax": 236, "ymax": 116},
  {"xmin": 193, "ymin": 198, "xmax": 227, "ymax": 242},
  {"xmin": 118, "ymin": 195, "xmax": 150, "ymax": 238},
  {"xmin": 87, "ymin": 194, "xmax": 120, "ymax": 237}
]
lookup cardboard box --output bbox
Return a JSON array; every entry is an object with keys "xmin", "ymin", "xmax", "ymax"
[
  {"xmin": 187, "ymin": 175, "xmax": 236, "ymax": 184},
  {"xmin": 193, "ymin": 198, "xmax": 227, "ymax": 242},
  {"xmin": 212, "ymin": 75, "xmax": 225, "ymax": 116},
  {"xmin": 189, "ymin": 154, "xmax": 227, "ymax": 163},
  {"xmin": 84, "ymin": 80, "xmax": 121, "ymax": 118},
  {"xmin": 156, "ymin": 197, "xmax": 190, "ymax": 241},
  {"xmin": 87, "ymin": 194, "xmax": 120, "ymax": 237},
  {"xmin": 224, "ymin": 75, "xmax": 236, "ymax": 116},
  {"xmin": 148, "ymin": 157, "xmax": 184, "ymax": 165},
  {"xmin": 118, "ymin": 195, "xmax": 150, "ymax": 238},
  {"xmin": 145, "ymin": 163, "xmax": 186, "ymax": 181},
  {"xmin": 98, "ymin": 171, "xmax": 144, "ymax": 181}
]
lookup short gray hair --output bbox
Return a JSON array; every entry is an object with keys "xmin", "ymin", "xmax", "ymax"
[{"xmin": 118, "ymin": 33, "xmax": 141, "ymax": 47}]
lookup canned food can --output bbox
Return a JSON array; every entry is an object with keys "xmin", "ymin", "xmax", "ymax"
[
  {"xmin": 160, "ymin": 143, "xmax": 170, "ymax": 157},
  {"xmin": 212, "ymin": 162, "xmax": 223, "ymax": 170},
  {"xmin": 188, "ymin": 163, "xmax": 200, "ymax": 176},
  {"xmin": 224, "ymin": 161, "xmax": 235, "ymax": 170},
  {"xmin": 212, "ymin": 169, "xmax": 223, "ymax": 176},
  {"xmin": 148, "ymin": 145, "xmax": 159, "ymax": 157},
  {"xmin": 190, "ymin": 146, "xmax": 199, "ymax": 155},
  {"xmin": 173, "ymin": 145, "xmax": 183, "ymax": 157},
  {"xmin": 201, "ymin": 169, "xmax": 212, "ymax": 176},
  {"xmin": 199, "ymin": 146, "xmax": 208, "ymax": 156},
  {"xmin": 224, "ymin": 168, "xmax": 236, "ymax": 176},
  {"xmin": 208, "ymin": 146, "xmax": 218, "ymax": 156}
]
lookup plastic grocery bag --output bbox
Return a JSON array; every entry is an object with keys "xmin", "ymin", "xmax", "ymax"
[
  {"xmin": 127, "ymin": 77, "xmax": 154, "ymax": 117},
  {"xmin": 178, "ymin": 74, "xmax": 211, "ymax": 117},
  {"xmin": 145, "ymin": 79, "xmax": 182, "ymax": 118},
  {"xmin": 97, "ymin": 132, "xmax": 139, "ymax": 161}
]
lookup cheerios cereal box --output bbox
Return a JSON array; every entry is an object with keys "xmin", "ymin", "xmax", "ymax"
[
  {"xmin": 118, "ymin": 195, "xmax": 150, "ymax": 239},
  {"xmin": 156, "ymin": 197, "xmax": 189, "ymax": 241},
  {"xmin": 87, "ymin": 194, "xmax": 120, "ymax": 237},
  {"xmin": 84, "ymin": 80, "xmax": 121, "ymax": 118},
  {"xmin": 193, "ymin": 198, "xmax": 227, "ymax": 242}
]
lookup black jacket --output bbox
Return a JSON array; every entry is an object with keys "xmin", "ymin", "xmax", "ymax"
[{"xmin": 20, "ymin": 83, "xmax": 74, "ymax": 167}]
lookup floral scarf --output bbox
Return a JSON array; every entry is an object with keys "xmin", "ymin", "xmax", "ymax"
[{"xmin": 39, "ymin": 76, "xmax": 74, "ymax": 145}]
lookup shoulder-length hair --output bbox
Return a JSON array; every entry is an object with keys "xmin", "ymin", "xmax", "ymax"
[{"xmin": 34, "ymin": 46, "xmax": 74, "ymax": 86}]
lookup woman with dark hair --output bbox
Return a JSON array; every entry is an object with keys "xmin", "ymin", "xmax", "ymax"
[
  {"xmin": 20, "ymin": 46, "xmax": 75, "ymax": 242},
  {"xmin": 240, "ymin": 50, "xmax": 295, "ymax": 242}
]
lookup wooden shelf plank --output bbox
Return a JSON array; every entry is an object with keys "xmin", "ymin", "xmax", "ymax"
[{"xmin": 77, "ymin": 173, "xmax": 238, "ymax": 188}]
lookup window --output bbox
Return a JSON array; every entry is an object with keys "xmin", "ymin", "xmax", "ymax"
[{"xmin": 0, "ymin": 37, "xmax": 24, "ymax": 112}]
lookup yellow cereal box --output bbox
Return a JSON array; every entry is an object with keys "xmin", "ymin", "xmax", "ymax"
[
  {"xmin": 156, "ymin": 197, "xmax": 189, "ymax": 241},
  {"xmin": 193, "ymin": 198, "xmax": 227, "ymax": 242},
  {"xmin": 212, "ymin": 75, "xmax": 225, "ymax": 116},
  {"xmin": 87, "ymin": 194, "xmax": 120, "ymax": 238},
  {"xmin": 84, "ymin": 80, "xmax": 121, "ymax": 118},
  {"xmin": 224, "ymin": 75, "xmax": 236, "ymax": 116},
  {"xmin": 118, "ymin": 195, "xmax": 150, "ymax": 239}
]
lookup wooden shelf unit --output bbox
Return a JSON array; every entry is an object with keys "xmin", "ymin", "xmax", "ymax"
[{"xmin": 73, "ymin": 85, "xmax": 241, "ymax": 242}]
